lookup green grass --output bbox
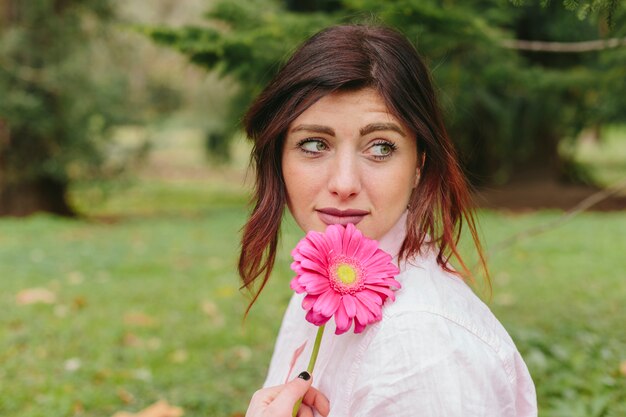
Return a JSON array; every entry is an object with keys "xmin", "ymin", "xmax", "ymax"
[{"xmin": 2, "ymin": 188, "xmax": 625, "ymax": 417}]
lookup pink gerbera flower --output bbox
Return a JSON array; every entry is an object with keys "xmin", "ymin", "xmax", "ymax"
[{"xmin": 290, "ymin": 223, "xmax": 401, "ymax": 335}]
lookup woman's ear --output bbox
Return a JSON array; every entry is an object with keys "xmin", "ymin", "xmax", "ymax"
[
  {"xmin": 413, "ymin": 168, "xmax": 420, "ymax": 188},
  {"xmin": 413, "ymin": 153, "xmax": 425, "ymax": 188}
]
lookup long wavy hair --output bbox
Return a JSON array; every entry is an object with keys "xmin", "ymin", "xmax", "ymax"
[{"xmin": 239, "ymin": 24, "xmax": 488, "ymax": 312}]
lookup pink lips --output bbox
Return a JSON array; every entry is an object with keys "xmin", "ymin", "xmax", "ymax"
[{"xmin": 316, "ymin": 207, "xmax": 369, "ymax": 226}]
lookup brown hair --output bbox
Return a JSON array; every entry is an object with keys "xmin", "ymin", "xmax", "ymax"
[{"xmin": 239, "ymin": 24, "xmax": 488, "ymax": 312}]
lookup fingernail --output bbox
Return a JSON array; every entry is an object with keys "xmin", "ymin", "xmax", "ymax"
[{"xmin": 297, "ymin": 371, "xmax": 311, "ymax": 381}]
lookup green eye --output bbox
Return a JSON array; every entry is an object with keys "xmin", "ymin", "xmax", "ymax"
[
  {"xmin": 377, "ymin": 144, "xmax": 392, "ymax": 155},
  {"xmin": 372, "ymin": 142, "xmax": 395, "ymax": 157},
  {"xmin": 301, "ymin": 140, "xmax": 326, "ymax": 152}
]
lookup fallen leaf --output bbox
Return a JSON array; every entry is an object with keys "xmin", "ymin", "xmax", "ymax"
[
  {"xmin": 201, "ymin": 300, "xmax": 218, "ymax": 316},
  {"xmin": 64, "ymin": 358, "xmax": 82, "ymax": 372},
  {"xmin": 67, "ymin": 271, "xmax": 84, "ymax": 285},
  {"xmin": 494, "ymin": 292, "xmax": 516, "ymax": 307},
  {"xmin": 16, "ymin": 288, "xmax": 56, "ymax": 305},
  {"xmin": 54, "ymin": 305, "xmax": 69, "ymax": 317},
  {"xmin": 170, "ymin": 349, "xmax": 188, "ymax": 364},
  {"xmin": 124, "ymin": 312, "xmax": 157, "ymax": 327},
  {"xmin": 201, "ymin": 300, "xmax": 225, "ymax": 327},
  {"xmin": 620, "ymin": 360, "xmax": 626, "ymax": 377},
  {"xmin": 117, "ymin": 389, "xmax": 135, "ymax": 405},
  {"xmin": 73, "ymin": 401, "xmax": 84, "ymax": 414},
  {"xmin": 73, "ymin": 296, "xmax": 87, "ymax": 310},
  {"xmin": 111, "ymin": 400, "xmax": 183, "ymax": 417},
  {"xmin": 132, "ymin": 368, "xmax": 152, "ymax": 382},
  {"xmin": 123, "ymin": 332, "xmax": 143, "ymax": 348},
  {"xmin": 207, "ymin": 257, "xmax": 224, "ymax": 269},
  {"xmin": 147, "ymin": 337, "xmax": 162, "ymax": 350},
  {"xmin": 232, "ymin": 345, "xmax": 252, "ymax": 363}
]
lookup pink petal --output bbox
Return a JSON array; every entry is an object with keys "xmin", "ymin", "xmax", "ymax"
[
  {"xmin": 302, "ymin": 294, "xmax": 317, "ymax": 310},
  {"xmin": 356, "ymin": 289, "xmax": 383, "ymax": 305},
  {"xmin": 306, "ymin": 232, "xmax": 332, "ymax": 258},
  {"xmin": 362, "ymin": 251, "xmax": 394, "ymax": 270},
  {"xmin": 314, "ymin": 290, "xmax": 341, "ymax": 317},
  {"xmin": 304, "ymin": 279, "xmax": 330, "ymax": 295},
  {"xmin": 354, "ymin": 238, "xmax": 378, "ymax": 263},
  {"xmin": 334, "ymin": 302, "xmax": 352, "ymax": 335},
  {"xmin": 363, "ymin": 277, "xmax": 401, "ymax": 291},
  {"xmin": 297, "ymin": 243, "xmax": 326, "ymax": 266},
  {"xmin": 290, "ymin": 261, "xmax": 303, "ymax": 274},
  {"xmin": 385, "ymin": 278, "xmax": 402, "ymax": 290},
  {"xmin": 342, "ymin": 294, "xmax": 357, "ymax": 318},
  {"xmin": 354, "ymin": 316, "xmax": 367, "ymax": 333},
  {"xmin": 355, "ymin": 291, "xmax": 383, "ymax": 316},
  {"xmin": 300, "ymin": 259, "xmax": 328, "ymax": 276},
  {"xmin": 343, "ymin": 225, "xmax": 363, "ymax": 257},
  {"xmin": 326, "ymin": 225, "xmax": 344, "ymax": 257},
  {"xmin": 354, "ymin": 298, "xmax": 370, "ymax": 325},
  {"xmin": 291, "ymin": 251, "xmax": 305, "ymax": 262},
  {"xmin": 298, "ymin": 272, "xmax": 328, "ymax": 285},
  {"xmin": 362, "ymin": 275, "xmax": 394, "ymax": 285},
  {"xmin": 306, "ymin": 309, "xmax": 331, "ymax": 326},
  {"xmin": 364, "ymin": 268, "xmax": 400, "ymax": 281},
  {"xmin": 290, "ymin": 277, "xmax": 305, "ymax": 293},
  {"xmin": 285, "ymin": 341, "xmax": 307, "ymax": 384},
  {"xmin": 364, "ymin": 284, "xmax": 396, "ymax": 301}
]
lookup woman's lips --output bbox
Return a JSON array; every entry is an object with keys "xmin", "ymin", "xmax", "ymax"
[{"xmin": 316, "ymin": 208, "xmax": 369, "ymax": 226}]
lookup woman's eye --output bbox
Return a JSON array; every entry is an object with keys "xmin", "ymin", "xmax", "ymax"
[
  {"xmin": 299, "ymin": 139, "xmax": 327, "ymax": 153},
  {"xmin": 370, "ymin": 142, "xmax": 396, "ymax": 158}
]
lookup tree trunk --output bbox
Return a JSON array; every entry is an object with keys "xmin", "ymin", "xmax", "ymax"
[
  {"xmin": 0, "ymin": 119, "xmax": 74, "ymax": 217},
  {"xmin": 508, "ymin": 131, "xmax": 561, "ymax": 183},
  {"xmin": 0, "ymin": 177, "xmax": 74, "ymax": 217},
  {"xmin": 0, "ymin": 1, "xmax": 75, "ymax": 217}
]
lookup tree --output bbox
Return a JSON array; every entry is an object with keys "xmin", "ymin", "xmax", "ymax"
[
  {"xmin": 0, "ymin": 0, "xmax": 126, "ymax": 216},
  {"xmin": 144, "ymin": 0, "xmax": 626, "ymax": 185}
]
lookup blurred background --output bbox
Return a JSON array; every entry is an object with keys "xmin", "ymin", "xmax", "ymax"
[{"xmin": 1, "ymin": 1, "xmax": 625, "ymax": 416}]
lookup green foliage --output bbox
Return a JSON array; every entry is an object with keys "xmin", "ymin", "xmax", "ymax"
[
  {"xmin": 0, "ymin": 1, "xmax": 131, "ymax": 185},
  {"xmin": 145, "ymin": 0, "xmax": 626, "ymax": 183},
  {"xmin": 511, "ymin": 0, "xmax": 622, "ymax": 24},
  {"xmin": 141, "ymin": 1, "xmax": 335, "ymax": 159}
]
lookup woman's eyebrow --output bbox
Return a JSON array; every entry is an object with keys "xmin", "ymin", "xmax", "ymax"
[
  {"xmin": 289, "ymin": 122, "xmax": 406, "ymax": 137},
  {"xmin": 360, "ymin": 123, "xmax": 406, "ymax": 137},
  {"xmin": 290, "ymin": 124, "xmax": 335, "ymax": 136}
]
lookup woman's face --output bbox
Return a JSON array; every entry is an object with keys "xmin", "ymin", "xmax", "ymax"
[{"xmin": 282, "ymin": 88, "xmax": 419, "ymax": 241}]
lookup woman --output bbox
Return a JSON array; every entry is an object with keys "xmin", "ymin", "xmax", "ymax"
[{"xmin": 241, "ymin": 25, "xmax": 537, "ymax": 416}]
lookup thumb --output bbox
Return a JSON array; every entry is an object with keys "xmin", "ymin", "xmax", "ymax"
[{"xmin": 267, "ymin": 372, "xmax": 313, "ymax": 411}]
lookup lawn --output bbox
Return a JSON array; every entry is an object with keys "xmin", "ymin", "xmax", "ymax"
[{"xmin": 1, "ymin": 127, "xmax": 625, "ymax": 416}]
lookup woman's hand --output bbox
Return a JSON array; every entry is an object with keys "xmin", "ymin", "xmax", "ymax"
[{"xmin": 245, "ymin": 371, "xmax": 330, "ymax": 417}]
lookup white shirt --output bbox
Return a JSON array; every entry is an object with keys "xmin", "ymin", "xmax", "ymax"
[{"xmin": 263, "ymin": 213, "xmax": 537, "ymax": 416}]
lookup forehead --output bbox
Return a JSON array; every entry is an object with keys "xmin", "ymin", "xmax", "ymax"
[{"xmin": 289, "ymin": 88, "xmax": 401, "ymax": 127}]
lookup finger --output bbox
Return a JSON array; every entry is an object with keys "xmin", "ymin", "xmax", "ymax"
[
  {"xmin": 302, "ymin": 386, "xmax": 330, "ymax": 416},
  {"xmin": 296, "ymin": 403, "xmax": 314, "ymax": 417},
  {"xmin": 248, "ymin": 384, "xmax": 285, "ymax": 408},
  {"xmin": 266, "ymin": 373, "xmax": 313, "ymax": 412}
]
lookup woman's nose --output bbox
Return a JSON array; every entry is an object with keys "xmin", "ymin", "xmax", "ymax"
[{"xmin": 327, "ymin": 151, "xmax": 362, "ymax": 199}]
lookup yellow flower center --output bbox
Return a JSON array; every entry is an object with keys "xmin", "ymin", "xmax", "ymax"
[{"xmin": 336, "ymin": 264, "xmax": 357, "ymax": 285}]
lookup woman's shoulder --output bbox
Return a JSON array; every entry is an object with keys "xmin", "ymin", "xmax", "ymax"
[
  {"xmin": 351, "ymin": 303, "xmax": 537, "ymax": 416},
  {"xmin": 378, "ymin": 251, "xmax": 522, "ymax": 371},
  {"xmin": 348, "ymin": 255, "xmax": 537, "ymax": 416}
]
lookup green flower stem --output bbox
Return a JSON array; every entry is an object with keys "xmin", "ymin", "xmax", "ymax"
[
  {"xmin": 307, "ymin": 324, "xmax": 325, "ymax": 373},
  {"xmin": 292, "ymin": 324, "xmax": 325, "ymax": 417}
]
